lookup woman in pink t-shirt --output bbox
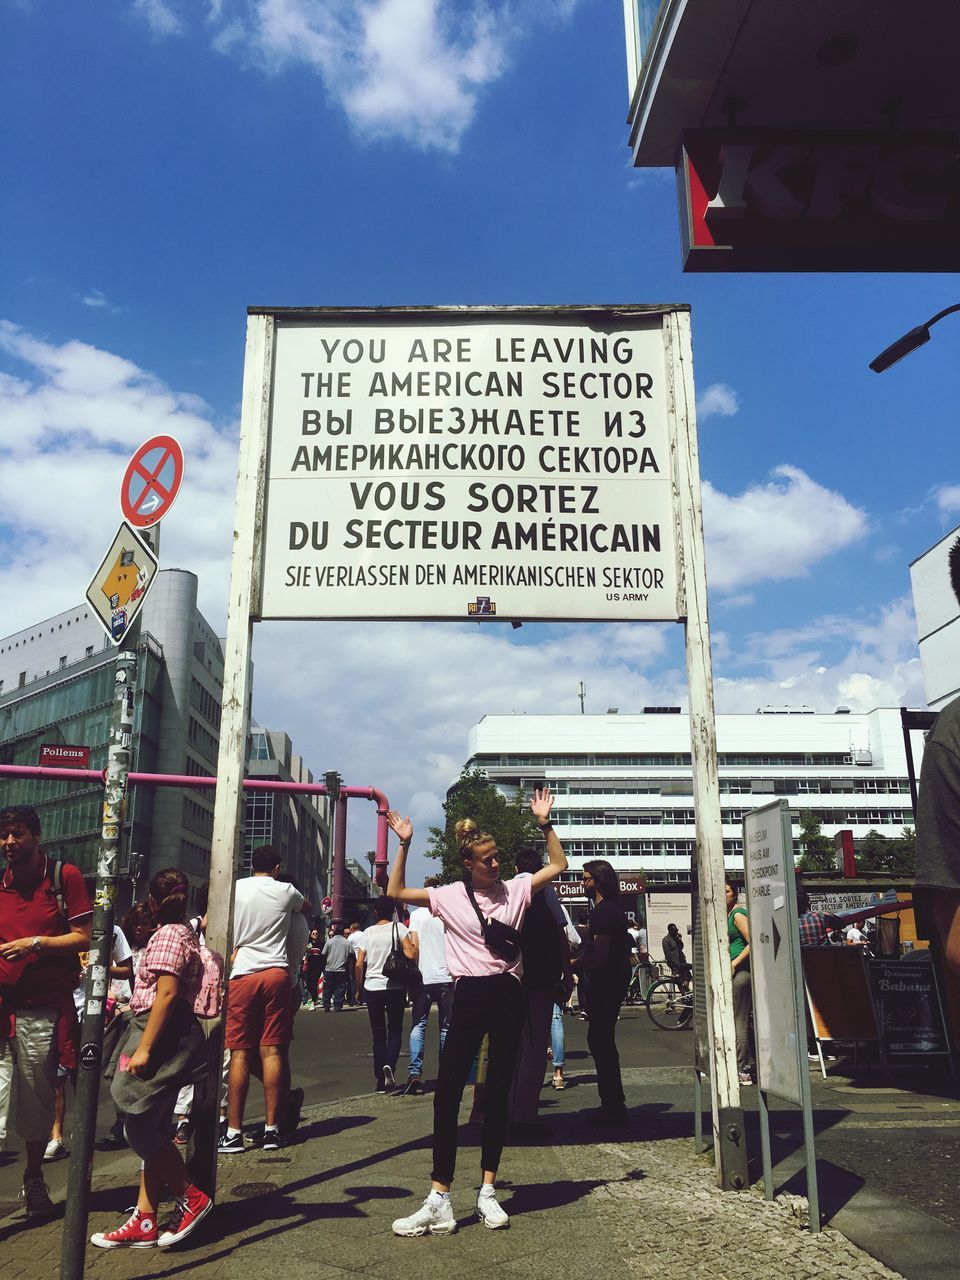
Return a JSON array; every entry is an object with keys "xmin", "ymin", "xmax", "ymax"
[{"xmin": 386, "ymin": 787, "xmax": 567, "ymax": 1236}]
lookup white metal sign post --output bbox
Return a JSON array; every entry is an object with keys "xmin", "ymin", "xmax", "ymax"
[
  {"xmin": 209, "ymin": 305, "xmax": 746, "ymax": 1190},
  {"xmin": 743, "ymin": 799, "xmax": 821, "ymax": 1229}
]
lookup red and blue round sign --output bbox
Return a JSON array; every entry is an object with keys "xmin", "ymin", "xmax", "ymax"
[{"xmin": 120, "ymin": 435, "xmax": 185, "ymax": 528}]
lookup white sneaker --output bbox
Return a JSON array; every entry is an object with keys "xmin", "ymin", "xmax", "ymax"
[
  {"xmin": 392, "ymin": 1192, "xmax": 457, "ymax": 1237},
  {"xmin": 476, "ymin": 1186, "xmax": 509, "ymax": 1229},
  {"xmin": 43, "ymin": 1138, "xmax": 67, "ymax": 1162}
]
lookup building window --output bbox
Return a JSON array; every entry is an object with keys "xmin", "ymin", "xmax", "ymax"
[
  {"xmin": 59, "ymin": 656, "xmax": 67, "ymax": 670},
  {"xmin": 18, "ymin": 671, "xmax": 26, "ymax": 688},
  {"xmin": 85, "ymin": 646, "xmax": 93, "ymax": 658}
]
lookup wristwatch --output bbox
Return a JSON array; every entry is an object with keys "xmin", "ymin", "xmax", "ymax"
[{"xmin": 31, "ymin": 936, "xmax": 43, "ymax": 954}]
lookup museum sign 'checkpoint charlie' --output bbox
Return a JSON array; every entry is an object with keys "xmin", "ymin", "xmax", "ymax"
[{"xmin": 256, "ymin": 306, "xmax": 685, "ymax": 622}]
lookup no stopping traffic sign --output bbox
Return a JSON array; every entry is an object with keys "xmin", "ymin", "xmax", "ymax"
[{"xmin": 120, "ymin": 435, "xmax": 185, "ymax": 528}]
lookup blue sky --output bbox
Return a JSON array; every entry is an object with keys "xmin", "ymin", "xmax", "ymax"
[{"xmin": 2, "ymin": 1, "xmax": 958, "ymax": 875}]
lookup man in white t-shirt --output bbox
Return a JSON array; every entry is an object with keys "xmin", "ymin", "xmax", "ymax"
[
  {"xmin": 395, "ymin": 879, "xmax": 453, "ymax": 1097},
  {"xmin": 219, "ymin": 845, "xmax": 311, "ymax": 1154}
]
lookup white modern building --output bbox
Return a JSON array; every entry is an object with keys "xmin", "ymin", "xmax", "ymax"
[
  {"xmin": 464, "ymin": 707, "xmax": 916, "ymax": 887},
  {"xmin": 910, "ymin": 525, "xmax": 960, "ymax": 710}
]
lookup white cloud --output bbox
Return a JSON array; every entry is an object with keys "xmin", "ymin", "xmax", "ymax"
[
  {"xmin": 128, "ymin": 0, "xmax": 571, "ymax": 152},
  {"xmin": 697, "ymin": 382, "xmax": 739, "ymax": 421},
  {"xmin": 933, "ymin": 484, "xmax": 960, "ymax": 515},
  {"xmin": 0, "ymin": 321, "xmax": 236, "ymax": 628},
  {"xmin": 80, "ymin": 289, "xmax": 122, "ymax": 314},
  {"xmin": 702, "ymin": 464, "xmax": 869, "ymax": 591},
  {"xmin": 133, "ymin": 0, "xmax": 183, "ymax": 36}
]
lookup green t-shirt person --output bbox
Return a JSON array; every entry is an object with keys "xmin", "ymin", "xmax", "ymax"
[{"xmin": 728, "ymin": 904, "xmax": 749, "ymax": 962}]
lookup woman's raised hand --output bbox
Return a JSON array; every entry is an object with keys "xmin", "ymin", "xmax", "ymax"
[
  {"xmin": 530, "ymin": 786, "xmax": 554, "ymax": 824},
  {"xmin": 387, "ymin": 810, "xmax": 414, "ymax": 844}
]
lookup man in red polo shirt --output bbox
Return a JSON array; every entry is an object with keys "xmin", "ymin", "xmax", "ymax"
[{"xmin": 0, "ymin": 805, "xmax": 92, "ymax": 1218}]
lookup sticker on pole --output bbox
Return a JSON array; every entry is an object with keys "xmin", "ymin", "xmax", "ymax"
[
  {"xmin": 86, "ymin": 522, "xmax": 159, "ymax": 645},
  {"xmin": 120, "ymin": 435, "xmax": 184, "ymax": 529}
]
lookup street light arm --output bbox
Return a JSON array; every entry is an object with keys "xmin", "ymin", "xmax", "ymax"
[{"xmin": 870, "ymin": 302, "xmax": 960, "ymax": 373}]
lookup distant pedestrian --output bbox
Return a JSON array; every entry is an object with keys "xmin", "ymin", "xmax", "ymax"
[
  {"xmin": 797, "ymin": 892, "xmax": 830, "ymax": 947},
  {"xmin": 0, "ymin": 804, "xmax": 92, "ymax": 1219},
  {"xmin": 396, "ymin": 878, "xmax": 453, "ymax": 1097},
  {"xmin": 572, "ymin": 861, "xmax": 631, "ymax": 1122},
  {"xmin": 321, "ymin": 925, "xmax": 350, "ymax": 1011},
  {"xmin": 219, "ymin": 845, "xmax": 311, "ymax": 1155},
  {"xmin": 305, "ymin": 928, "xmax": 323, "ymax": 1008},
  {"xmin": 727, "ymin": 882, "xmax": 752, "ymax": 1085},
  {"xmin": 90, "ymin": 869, "xmax": 212, "ymax": 1250},
  {"xmin": 355, "ymin": 898, "xmax": 415, "ymax": 1091},
  {"xmin": 348, "ymin": 923, "xmax": 365, "ymax": 1007},
  {"xmin": 385, "ymin": 788, "xmax": 566, "ymax": 1236},
  {"xmin": 662, "ymin": 923, "xmax": 692, "ymax": 988}
]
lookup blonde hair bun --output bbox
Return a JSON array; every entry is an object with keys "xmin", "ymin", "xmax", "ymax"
[{"xmin": 454, "ymin": 818, "xmax": 478, "ymax": 846}]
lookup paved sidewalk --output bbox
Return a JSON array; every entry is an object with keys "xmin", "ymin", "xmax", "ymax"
[{"xmin": 0, "ymin": 1074, "xmax": 904, "ymax": 1280}]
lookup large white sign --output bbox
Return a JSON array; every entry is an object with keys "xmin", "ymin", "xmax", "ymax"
[
  {"xmin": 256, "ymin": 309, "xmax": 684, "ymax": 622},
  {"xmin": 743, "ymin": 800, "xmax": 804, "ymax": 1104}
]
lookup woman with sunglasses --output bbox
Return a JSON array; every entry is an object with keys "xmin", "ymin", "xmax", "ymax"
[{"xmin": 386, "ymin": 787, "xmax": 566, "ymax": 1236}]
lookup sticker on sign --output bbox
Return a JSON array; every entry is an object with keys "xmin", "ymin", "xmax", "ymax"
[{"xmin": 85, "ymin": 522, "xmax": 159, "ymax": 645}]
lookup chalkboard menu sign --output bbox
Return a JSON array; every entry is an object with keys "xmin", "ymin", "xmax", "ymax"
[{"xmin": 867, "ymin": 958, "xmax": 949, "ymax": 1056}]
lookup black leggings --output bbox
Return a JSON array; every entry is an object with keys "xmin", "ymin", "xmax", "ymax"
[{"xmin": 431, "ymin": 974, "xmax": 524, "ymax": 1185}]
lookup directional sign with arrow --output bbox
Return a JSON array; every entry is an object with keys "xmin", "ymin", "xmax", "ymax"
[{"xmin": 742, "ymin": 799, "xmax": 804, "ymax": 1105}]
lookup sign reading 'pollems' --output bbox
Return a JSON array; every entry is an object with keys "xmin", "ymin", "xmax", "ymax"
[{"xmin": 257, "ymin": 311, "xmax": 684, "ymax": 622}]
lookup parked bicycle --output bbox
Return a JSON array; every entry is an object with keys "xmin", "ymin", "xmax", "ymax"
[
  {"xmin": 625, "ymin": 958, "xmax": 664, "ymax": 1005},
  {"xmin": 645, "ymin": 975, "xmax": 693, "ymax": 1030}
]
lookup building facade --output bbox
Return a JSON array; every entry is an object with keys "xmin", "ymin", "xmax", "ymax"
[
  {"xmin": 0, "ymin": 570, "xmax": 327, "ymax": 904},
  {"xmin": 245, "ymin": 725, "xmax": 329, "ymax": 902},
  {"xmin": 464, "ymin": 707, "xmax": 916, "ymax": 889},
  {"xmin": 910, "ymin": 525, "xmax": 960, "ymax": 710}
]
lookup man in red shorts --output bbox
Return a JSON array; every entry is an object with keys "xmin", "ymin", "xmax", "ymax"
[
  {"xmin": 219, "ymin": 845, "xmax": 310, "ymax": 1154},
  {"xmin": 0, "ymin": 805, "xmax": 91, "ymax": 1217}
]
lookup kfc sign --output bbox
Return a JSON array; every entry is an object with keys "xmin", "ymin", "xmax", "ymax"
[{"xmin": 678, "ymin": 130, "xmax": 960, "ymax": 271}]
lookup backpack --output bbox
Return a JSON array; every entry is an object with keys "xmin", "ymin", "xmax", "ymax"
[
  {"xmin": 193, "ymin": 939, "xmax": 225, "ymax": 1018},
  {"xmin": 188, "ymin": 917, "xmax": 225, "ymax": 1018},
  {"xmin": 519, "ymin": 894, "xmax": 564, "ymax": 989}
]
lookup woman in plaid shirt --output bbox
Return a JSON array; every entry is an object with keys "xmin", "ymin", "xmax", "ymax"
[{"xmin": 90, "ymin": 869, "xmax": 213, "ymax": 1251}]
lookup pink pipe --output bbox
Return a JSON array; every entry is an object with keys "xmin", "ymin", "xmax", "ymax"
[{"xmin": 0, "ymin": 765, "xmax": 391, "ymax": 885}]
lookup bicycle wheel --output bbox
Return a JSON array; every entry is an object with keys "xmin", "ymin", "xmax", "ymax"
[{"xmin": 645, "ymin": 978, "xmax": 692, "ymax": 1030}]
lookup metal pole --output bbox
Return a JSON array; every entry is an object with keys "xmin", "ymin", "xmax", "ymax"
[
  {"xmin": 757, "ymin": 1087, "xmax": 773, "ymax": 1200},
  {"xmin": 666, "ymin": 309, "xmax": 747, "ymax": 1191},
  {"xmin": 332, "ymin": 793, "xmax": 348, "ymax": 930},
  {"xmin": 202, "ymin": 312, "xmax": 274, "ymax": 1198},
  {"xmin": 60, "ymin": 643, "xmax": 138, "ymax": 1280}
]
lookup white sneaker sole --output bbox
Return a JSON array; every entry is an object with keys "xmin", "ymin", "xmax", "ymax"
[
  {"xmin": 392, "ymin": 1218, "xmax": 458, "ymax": 1237},
  {"xmin": 476, "ymin": 1204, "xmax": 509, "ymax": 1229},
  {"xmin": 90, "ymin": 1235, "xmax": 157, "ymax": 1250}
]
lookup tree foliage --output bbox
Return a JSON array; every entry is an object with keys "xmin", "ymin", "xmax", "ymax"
[
  {"xmin": 795, "ymin": 809, "xmax": 837, "ymax": 873},
  {"xmin": 425, "ymin": 768, "xmax": 540, "ymax": 884},
  {"xmin": 855, "ymin": 827, "xmax": 916, "ymax": 876}
]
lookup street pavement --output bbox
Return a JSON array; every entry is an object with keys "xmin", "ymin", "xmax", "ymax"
[{"xmin": 2, "ymin": 1004, "xmax": 959, "ymax": 1278}]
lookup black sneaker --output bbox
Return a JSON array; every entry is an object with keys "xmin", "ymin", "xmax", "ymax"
[
  {"xmin": 262, "ymin": 1127, "xmax": 282, "ymax": 1152},
  {"xmin": 394, "ymin": 1078, "xmax": 423, "ymax": 1097},
  {"xmin": 217, "ymin": 1131, "xmax": 244, "ymax": 1155}
]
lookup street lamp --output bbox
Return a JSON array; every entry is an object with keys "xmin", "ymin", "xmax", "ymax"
[{"xmin": 869, "ymin": 302, "xmax": 960, "ymax": 373}]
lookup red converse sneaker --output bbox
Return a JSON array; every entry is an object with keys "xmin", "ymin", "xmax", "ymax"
[
  {"xmin": 91, "ymin": 1208, "xmax": 158, "ymax": 1249},
  {"xmin": 157, "ymin": 1185, "xmax": 212, "ymax": 1248}
]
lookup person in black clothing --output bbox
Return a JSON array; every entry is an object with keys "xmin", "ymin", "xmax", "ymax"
[
  {"xmin": 662, "ymin": 922, "xmax": 692, "ymax": 989},
  {"xmin": 572, "ymin": 860, "xmax": 631, "ymax": 1121},
  {"xmin": 509, "ymin": 848, "xmax": 573, "ymax": 1133}
]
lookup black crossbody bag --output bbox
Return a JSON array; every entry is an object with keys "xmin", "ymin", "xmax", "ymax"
[{"xmin": 464, "ymin": 882, "xmax": 522, "ymax": 962}]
